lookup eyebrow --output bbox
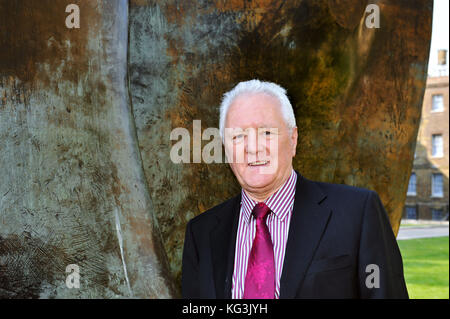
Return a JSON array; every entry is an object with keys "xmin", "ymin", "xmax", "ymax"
[{"xmin": 227, "ymin": 125, "xmax": 280, "ymax": 130}]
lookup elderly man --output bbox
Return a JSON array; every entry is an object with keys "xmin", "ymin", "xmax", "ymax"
[{"xmin": 182, "ymin": 80, "xmax": 408, "ymax": 299}]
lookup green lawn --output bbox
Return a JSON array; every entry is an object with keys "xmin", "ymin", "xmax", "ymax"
[
  {"xmin": 398, "ymin": 236, "xmax": 449, "ymax": 299},
  {"xmin": 400, "ymin": 224, "xmax": 439, "ymax": 228}
]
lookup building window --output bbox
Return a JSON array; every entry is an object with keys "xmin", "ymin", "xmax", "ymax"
[
  {"xmin": 431, "ymin": 94, "xmax": 444, "ymax": 112},
  {"xmin": 432, "ymin": 209, "xmax": 443, "ymax": 221},
  {"xmin": 407, "ymin": 173, "xmax": 417, "ymax": 196},
  {"xmin": 431, "ymin": 173, "xmax": 444, "ymax": 198},
  {"xmin": 431, "ymin": 134, "xmax": 444, "ymax": 157},
  {"xmin": 406, "ymin": 206, "xmax": 417, "ymax": 219}
]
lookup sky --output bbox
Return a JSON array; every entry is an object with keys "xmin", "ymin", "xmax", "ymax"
[{"xmin": 428, "ymin": 0, "xmax": 449, "ymax": 75}]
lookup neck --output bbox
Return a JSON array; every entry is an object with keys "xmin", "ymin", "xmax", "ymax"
[
  {"xmin": 245, "ymin": 190, "xmax": 273, "ymax": 203},
  {"xmin": 244, "ymin": 168, "xmax": 293, "ymax": 202}
]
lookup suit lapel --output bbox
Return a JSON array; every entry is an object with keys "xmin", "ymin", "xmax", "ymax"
[
  {"xmin": 280, "ymin": 173, "xmax": 332, "ymax": 298},
  {"xmin": 210, "ymin": 194, "xmax": 241, "ymax": 298}
]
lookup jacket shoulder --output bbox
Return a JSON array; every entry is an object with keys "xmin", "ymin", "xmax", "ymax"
[
  {"xmin": 307, "ymin": 178, "xmax": 380, "ymax": 220},
  {"xmin": 313, "ymin": 179, "xmax": 375, "ymax": 198}
]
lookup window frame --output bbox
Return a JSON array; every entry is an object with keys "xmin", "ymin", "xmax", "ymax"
[
  {"xmin": 431, "ymin": 173, "xmax": 444, "ymax": 198},
  {"xmin": 431, "ymin": 94, "xmax": 444, "ymax": 113},
  {"xmin": 431, "ymin": 208, "xmax": 443, "ymax": 221},
  {"xmin": 431, "ymin": 134, "xmax": 444, "ymax": 158},
  {"xmin": 407, "ymin": 172, "xmax": 417, "ymax": 196},
  {"xmin": 405, "ymin": 206, "xmax": 417, "ymax": 220}
]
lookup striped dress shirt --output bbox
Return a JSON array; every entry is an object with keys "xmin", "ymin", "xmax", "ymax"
[{"xmin": 231, "ymin": 169, "xmax": 297, "ymax": 299}]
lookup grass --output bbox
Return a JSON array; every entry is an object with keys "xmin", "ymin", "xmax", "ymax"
[
  {"xmin": 397, "ymin": 236, "xmax": 449, "ymax": 299},
  {"xmin": 400, "ymin": 224, "xmax": 437, "ymax": 228}
]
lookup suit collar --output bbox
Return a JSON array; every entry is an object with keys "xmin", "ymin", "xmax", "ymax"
[{"xmin": 279, "ymin": 171, "xmax": 331, "ymax": 298}]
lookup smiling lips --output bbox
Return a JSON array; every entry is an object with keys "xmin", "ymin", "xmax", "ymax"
[{"xmin": 248, "ymin": 160, "xmax": 269, "ymax": 166}]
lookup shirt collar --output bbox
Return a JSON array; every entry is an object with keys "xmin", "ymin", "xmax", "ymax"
[{"xmin": 241, "ymin": 169, "xmax": 297, "ymax": 224}]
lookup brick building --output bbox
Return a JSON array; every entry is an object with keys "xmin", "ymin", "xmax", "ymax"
[{"xmin": 404, "ymin": 49, "xmax": 449, "ymax": 221}]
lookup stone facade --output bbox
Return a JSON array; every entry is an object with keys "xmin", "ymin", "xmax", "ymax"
[{"xmin": 405, "ymin": 73, "xmax": 449, "ymax": 220}]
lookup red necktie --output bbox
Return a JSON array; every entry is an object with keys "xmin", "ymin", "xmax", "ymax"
[{"xmin": 243, "ymin": 202, "xmax": 275, "ymax": 299}]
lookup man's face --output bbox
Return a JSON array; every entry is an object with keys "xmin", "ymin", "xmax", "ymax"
[{"xmin": 224, "ymin": 93, "xmax": 298, "ymax": 198}]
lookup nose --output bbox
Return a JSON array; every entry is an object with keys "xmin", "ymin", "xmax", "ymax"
[{"xmin": 245, "ymin": 128, "xmax": 265, "ymax": 156}]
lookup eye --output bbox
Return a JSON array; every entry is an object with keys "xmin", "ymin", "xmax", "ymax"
[
  {"xmin": 260, "ymin": 129, "xmax": 273, "ymax": 137},
  {"xmin": 232, "ymin": 134, "xmax": 244, "ymax": 141}
]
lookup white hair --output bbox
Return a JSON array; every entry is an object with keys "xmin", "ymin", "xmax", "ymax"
[{"xmin": 219, "ymin": 79, "xmax": 296, "ymax": 141}]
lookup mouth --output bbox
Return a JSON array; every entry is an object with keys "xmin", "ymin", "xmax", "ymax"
[{"xmin": 248, "ymin": 160, "xmax": 269, "ymax": 166}]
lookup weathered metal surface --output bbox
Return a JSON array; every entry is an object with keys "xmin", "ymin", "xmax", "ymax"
[
  {"xmin": 129, "ymin": 0, "xmax": 432, "ymax": 288},
  {"xmin": 0, "ymin": 0, "xmax": 432, "ymax": 298},
  {"xmin": 0, "ymin": 0, "xmax": 176, "ymax": 298}
]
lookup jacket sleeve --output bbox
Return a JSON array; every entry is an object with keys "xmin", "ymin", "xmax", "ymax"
[
  {"xmin": 357, "ymin": 190, "xmax": 409, "ymax": 299},
  {"xmin": 181, "ymin": 219, "xmax": 200, "ymax": 298}
]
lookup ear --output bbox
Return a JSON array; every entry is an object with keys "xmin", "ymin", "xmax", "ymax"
[{"xmin": 290, "ymin": 127, "xmax": 298, "ymax": 157}]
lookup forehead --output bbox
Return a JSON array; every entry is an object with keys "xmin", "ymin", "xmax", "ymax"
[{"xmin": 226, "ymin": 93, "xmax": 285, "ymax": 128}]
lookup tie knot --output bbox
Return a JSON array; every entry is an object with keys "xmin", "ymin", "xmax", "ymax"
[{"xmin": 252, "ymin": 202, "xmax": 271, "ymax": 220}]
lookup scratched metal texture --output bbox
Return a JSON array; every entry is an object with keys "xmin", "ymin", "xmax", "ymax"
[
  {"xmin": 0, "ymin": 0, "xmax": 432, "ymax": 298},
  {"xmin": 0, "ymin": 0, "xmax": 176, "ymax": 298},
  {"xmin": 128, "ymin": 0, "xmax": 432, "ymax": 288}
]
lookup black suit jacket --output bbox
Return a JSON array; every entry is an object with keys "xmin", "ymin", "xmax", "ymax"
[{"xmin": 182, "ymin": 171, "xmax": 408, "ymax": 298}]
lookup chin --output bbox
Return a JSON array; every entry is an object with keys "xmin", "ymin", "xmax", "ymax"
[{"xmin": 242, "ymin": 171, "xmax": 275, "ymax": 190}]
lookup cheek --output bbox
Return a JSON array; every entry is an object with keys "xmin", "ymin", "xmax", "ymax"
[
  {"xmin": 265, "ymin": 137, "xmax": 282, "ymax": 157},
  {"xmin": 234, "ymin": 144, "xmax": 246, "ymax": 163},
  {"xmin": 268, "ymin": 137, "xmax": 293, "ymax": 160},
  {"xmin": 225, "ymin": 143, "xmax": 247, "ymax": 164}
]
